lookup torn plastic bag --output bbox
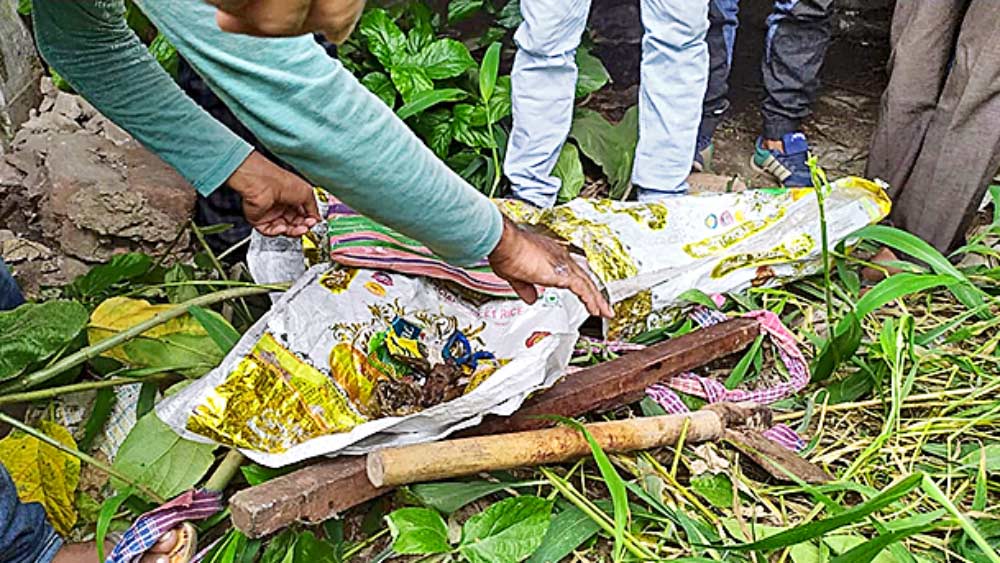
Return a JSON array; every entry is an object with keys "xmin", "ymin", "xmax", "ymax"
[{"xmin": 156, "ymin": 265, "xmax": 587, "ymax": 467}]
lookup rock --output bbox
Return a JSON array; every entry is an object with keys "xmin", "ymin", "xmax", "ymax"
[
  {"xmin": 37, "ymin": 130, "xmax": 195, "ymax": 262},
  {"xmin": 52, "ymin": 92, "xmax": 84, "ymax": 122},
  {"xmin": 0, "ymin": 230, "xmax": 54, "ymax": 263},
  {"xmin": 0, "ymin": 0, "xmax": 43, "ymax": 148}
]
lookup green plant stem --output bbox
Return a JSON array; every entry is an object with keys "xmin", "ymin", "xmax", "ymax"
[
  {"xmin": 0, "ymin": 375, "xmax": 174, "ymax": 406},
  {"xmin": 205, "ymin": 449, "xmax": 246, "ymax": 493},
  {"xmin": 1, "ymin": 285, "xmax": 280, "ymax": 394},
  {"xmin": 816, "ymin": 190, "xmax": 835, "ymax": 325},
  {"xmin": 0, "ymin": 411, "xmax": 166, "ymax": 504},
  {"xmin": 191, "ymin": 221, "xmax": 255, "ymax": 325}
]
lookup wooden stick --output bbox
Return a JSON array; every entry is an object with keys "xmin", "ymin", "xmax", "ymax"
[
  {"xmin": 229, "ymin": 318, "xmax": 759, "ymax": 537},
  {"xmin": 368, "ymin": 404, "xmax": 767, "ymax": 488}
]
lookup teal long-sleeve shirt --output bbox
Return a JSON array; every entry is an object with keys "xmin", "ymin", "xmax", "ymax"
[{"xmin": 31, "ymin": 0, "xmax": 503, "ymax": 266}]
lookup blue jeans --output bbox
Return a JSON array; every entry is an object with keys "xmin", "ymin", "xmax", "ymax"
[
  {"xmin": 506, "ymin": 0, "xmax": 709, "ymax": 205},
  {"xmin": 700, "ymin": 0, "xmax": 834, "ymax": 141},
  {"xmin": 0, "ymin": 258, "xmax": 25, "ymax": 312},
  {"xmin": 0, "ymin": 462, "xmax": 62, "ymax": 563}
]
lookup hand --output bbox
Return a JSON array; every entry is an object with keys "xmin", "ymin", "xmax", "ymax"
[
  {"xmin": 206, "ymin": 0, "xmax": 365, "ymax": 44},
  {"xmin": 488, "ymin": 215, "xmax": 614, "ymax": 318},
  {"xmin": 227, "ymin": 151, "xmax": 322, "ymax": 237}
]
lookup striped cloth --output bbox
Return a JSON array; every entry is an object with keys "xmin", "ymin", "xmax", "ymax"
[
  {"xmin": 106, "ymin": 490, "xmax": 222, "ymax": 563},
  {"xmin": 646, "ymin": 301, "xmax": 808, "ymax": 451},
  {"xmin": 324, "ymin": 200, "xmax": 518, "ymax": 297}
]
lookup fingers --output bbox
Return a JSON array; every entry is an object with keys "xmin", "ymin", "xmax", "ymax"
[
  {"xmin": 562, "ymin": 259, "xmax": 614, "ymax": 318},
  {"xmin": 149, "ymin": 530, "xmax": 178, "ymax": 554},
  {"xmin": 508, "ymin": 279, "xmax": 539, "ymax": 305}
]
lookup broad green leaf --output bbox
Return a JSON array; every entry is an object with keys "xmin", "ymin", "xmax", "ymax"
[
  {"xmin": 678, "ymin": 288, "xmax": 719, "ymax": 310},
  {"xmin": 361, "ymin": 72, "xmax": 397, "ymax": 109},
  {"xmin": 111, "ymin": 413, "xmax": 216, "ymax": 501},
  {"xmin": 452, "ymin": 104, "xmax": 497, "ymax": 148},
  {"xmin": 690, "ymin": 473, "xmax": 734, "ymax": 509},
  {"xmin": 459, "ymin": 496, "xmax": 553, "ymax": 563},
  {"xmin": 397, "ymin": 88, "xmax": 469, "ymax": 120},
  {"xmin": 149, "ymin": 33, "xmax": 179, "ymax": 78},
  {"xmin": 0, "ymin": 421, "xmax": 80, "ymax": 535},
  {"xmin": 414, "ymin": 38, "xmax": 476, "ymax": 80},
  {"xmin": 526, "ymin": 505, "xmax": 600, "ymax": 563},
  {"xmin": 189, "ymin": 305, "xmax": 240, "ymax": 354},
  {"xmin": 259, "ymin": 529, "xmax": 338, "ymax": 563},
  {"xmin": 575, "ymin": 47, "xmax": 610, "ymax": 98},
  {"xmin": 479, "ymin": 26, "xmax": 508, "ymax": 48},
  {"xmin": 448, "ymin": 0, "xmax": 484, "ymax": 23},
  {"xmin": 67, "ymin": 252, "xmax": 152, "ymax": 299},
  {"xmin": 0, "ymin": 300, "xmax": 88, "ymax": 382},
  {"xmin": 88, "ymin": 296, "xmax": 228, "ymax": 378},
  {"xmin": 730, "ymin": 473, "xmax": 922, "ymax": 552},
  {"xmin": 241, "ymin": 463, "xmax": 296, "ymax": 487},
  {"xmin": 164, "ymin": 263, "xmax": 198, "ymax": 304},
  {"xmin": 480, "ymin": 42, "xmax": 502, "ymax": 102},
  {"xmin": 855, "ymin": 274, "xmax": 955, "ymax": 318},
  {"xmin": 569, "ymin": 107, "xmax": 638, "ymax": 199},
  {"xmin": 411, "ymin": 480, "xmax": 537, "ymax": 514},
  {"xmin": 826, "ymin": 370, "xmax": 875, "ymax": 404},
  {"xmin": 412, "ymin": 108, "xmax": 454, "ymax": 157},
  {"xmin": 554, "ymin": 143, "xmax": 585, "ymax": 204},
  {"xmin": 491, "ymin": 76, "xmax": 513, "ymax": 122},
  {"xmin": 390, "ymin": 64, "xmax": 435, "ymax": 104},
  {"xmin": 811, "ymin": 312, "xmax": 862, "ymax": 382},
  {"xmin": 385, "ymin": 507, "xmax": 451, "ymax": 555},
  {"xmin": 260, "ymin": 529, "xmax": 297, "ymax": 563},
  {"xmin": 497, "ymin": 0, "xmax": 523, "ymax": 29},
  {"xmin": 853, "ymin": 225, "xmax": 983, "ymax": 312},
  {"xmin": 406, "ymin": 6, "xmax": 435, "ymax": 55},
  {"xmin": 17, "ymin": 0, "xmax": 31, "ymax": 16},
  {"xmin": 358, "ymin": 9, "xmax": 407, "ymax": 69}
]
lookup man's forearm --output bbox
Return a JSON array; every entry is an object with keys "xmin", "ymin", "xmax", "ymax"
[
  {"xmin": 136, "ymin": 0, "xmax": 503, "ymax": 265},
  {"xmin": 31, "ymin": 0, "xmax": 253, "ymax": 196}
]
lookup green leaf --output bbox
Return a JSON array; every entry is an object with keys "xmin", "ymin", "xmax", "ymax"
[
  {"xmin": 361, "ymin": 72, "xmax": 397, "ymax": 109},
  {"xmin": 260, "ymin": 529, "xmax": 340, "ymax": 563},
  {"xmin": 827, "ymin": 370, "xmax": 875, "ymax": 404},
  {"xmin": 855, "ymin": 273, "xmax": 955, "ymax": 318},
  {"xmin": 415, "ymin": 38, "xmax": 476, "ymax": 80},
  {"xmin": 17, "ymin": 0, "xmax": 31, "ymax": 16},
  {"xmin": 189, "ymin": 306, "xmax": 240, "ymax": 354},
  {"xmin": 690, "ymin": 473, "xmax": 734, "ymax": 509},
  {"xmin": 526, "ymin": 505, "xmax": 600, "ymax": 563},
  {"xmin": 148, "ymin": 33, "xmax": 179, "ymax": 78},
  {"xmin": 0, "ymin": 300, "xmax": 88, "ymax": 382},
  {"xmin": 575, "ymin": 47, "xmax": 610, "ymax": 98},
  {"xmin": 390, "ymin": 64, "xmax": 435, "ymax": 104},
  {"xmin": 397, "ymin": 88, "xmax": 469, "ymax": 120},
  {"xmin": 449, "ymin": 0, "xmax": 484, "ymax": 23},
  {"xmin": 811, "ymin": 312, "xmax": 862, "ymax": 383},
  {"xmin": 67, "ymin": 253, "xmax": 152, "ymax": 299},
  {"xmin": 79, "ymin": 388, "xmax": 116, "ymax": 453},
  {"xmin": 241, "ymin": 463, "xmax": 296, "ymax": 487},
  {"xmin": 678, "ymin": 289, "xmax": 718, "ymax": 310},
  {"xmin": 960, "ymin": 444, "xmax": 1000, "ymax": 472},
  {"xmin": 452, "ymin": 104, "xmax": 497, "ymax": 148},
  {"xmin": 136, "ymin": 381, "xmax": 157, "ymax": 419},
  {"xmin": 554, "ymin": 143, "xmax": 585, "ymax": 204},
  {"xmin": 730, "ymin": 473, "xmax": 922, "ymax": 552},
  {"xmin": 480, "ymin": 42, "xmax": 502, "ymax": 103},
  {"xmin": 725, "ymin": 334, "xmax": 764, "ymax": 390},
  {"xmin": 497, "ymin": 0, "xmax": 523, "ymax": 29},
  {"xmin": 412, "ymin": 108, "xmax": 455, "ymax": 157},
  {"xmin": 459, "ymin": 496, "xmax": 553, "ymax": 563},
  {"xmin": 411, "ymin": 480, "xmax": 538, "ymax": 514},
  {"xmin": 385, "ymin": 507, "xmax": 451, "ymax": 555},
  {"xmin": 111, "ymin": 413, "xmax": 216, "ymax": 501},
  {"xmin": 96, "ymin": 489, "xmax": 133, "ymax": 563},
  {"xmin": 830, "ymin": 525, "xmax": 932, "ymax": 563},
  {"xmin": 854, "ymin": 225, "xmax": 983, "ymax": 313},
  {"xmin": 569, "ymin": 107, "xmax": 638, "ymax": 199},
  {"xmin": 164, "ymin": 264, "xmax": 198, "ymax": 304},
  {"xmin": 358, "ymin": 9, "xmax": 407, "ymax": 69},
  {"xmin": 553, "ymin": 417, "xmax": 629, "ymax": 562}
]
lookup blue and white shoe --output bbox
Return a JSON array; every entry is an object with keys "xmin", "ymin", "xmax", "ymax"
[{"xmin": 751, "ymin": 132, "xmax": 812, "ymax": 187}]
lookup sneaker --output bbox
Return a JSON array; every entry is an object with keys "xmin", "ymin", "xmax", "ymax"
[
  {"xmin": 751, "ymin": 132, "xmax": 812, "ymax": 187},
  {"xmin": 692, "ymin": 135, "xmax": 715, "ymax": 173}
]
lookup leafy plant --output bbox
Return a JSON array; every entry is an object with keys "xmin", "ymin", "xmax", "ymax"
[
  {"xmin": 385, "ymin": 495, "xmax": 553, "ymax": 562},
  {"xmin": 569, "ymin": 107, "xmax": 639, "ymax": 199},
  {"xmin": 0, "ymin": 301, "xmax": 88, "ymax": 382}
]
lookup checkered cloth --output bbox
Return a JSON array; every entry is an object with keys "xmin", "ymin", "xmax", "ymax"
[
  {"xmin": 646, "ymin": 303, "xmax": 808, "ymax": 451},
  {"xmin": 106, "ymin": 490, "xmax": 222, "ymax": 563}
]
